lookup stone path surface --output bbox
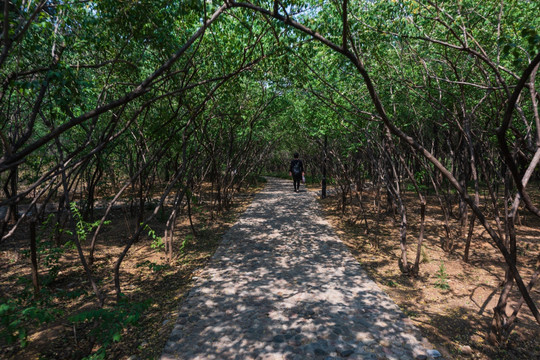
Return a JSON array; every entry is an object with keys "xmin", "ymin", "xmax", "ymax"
[{"xmin": 161, "ymin": 178, "xmax": 442, "ymax": 360}]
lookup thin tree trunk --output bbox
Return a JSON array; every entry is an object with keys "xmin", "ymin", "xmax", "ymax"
[
  {"xmin": 399, "ymin": 152, "xmax": 426, "ymax": 277},
  {"xmin": 186, "ymin": 187, "xmax": 197, "ymax": 238},
  {"xmin": 463, "ymin": 114, "xmax": 481, "ymax": 262},
  {"xmin": 30, "ymin": 220, "xmax": 40, "ymax": 298}
]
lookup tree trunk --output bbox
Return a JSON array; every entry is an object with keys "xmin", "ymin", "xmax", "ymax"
[{"xmin": 30, "ymin": 220, "xmax": 40, "ymax": 298}]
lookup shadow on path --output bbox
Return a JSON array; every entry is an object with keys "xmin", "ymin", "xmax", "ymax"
[{"xmin": 161, "ymin": 178, "xmax": 439, "ymax": 360}]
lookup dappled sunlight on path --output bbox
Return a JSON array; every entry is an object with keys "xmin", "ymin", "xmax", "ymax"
[{"xmin": 161, "ymin": 178, "xmax": 439, "ymax": 360}]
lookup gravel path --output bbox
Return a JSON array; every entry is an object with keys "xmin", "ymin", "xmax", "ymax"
[{"xmin": 161, "ymin": 178, "xmax": 442, "ymax": 360}]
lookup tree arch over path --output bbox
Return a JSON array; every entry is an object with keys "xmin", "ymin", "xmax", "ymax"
[{"xmin": 1, "ymin": 0, "xmax": 539, "ymax": 349}]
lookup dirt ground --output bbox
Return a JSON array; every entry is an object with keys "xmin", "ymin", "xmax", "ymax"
[
  {"xmin": 315, "ymin": 185, "xmax": 540, "ymax": 360},
  {"xmin": 0, "ymin": 183, "xmax": 263, "ymax": 360}
]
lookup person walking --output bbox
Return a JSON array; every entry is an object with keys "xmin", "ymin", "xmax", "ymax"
[{"xmin": 289, "ymin": 153, "xmax": 305, "ymax": 192}]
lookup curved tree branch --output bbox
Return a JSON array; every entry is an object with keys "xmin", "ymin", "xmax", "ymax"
[{"xmin": 0, "ymin": 2, "xmax": 231, "ymax": 173}]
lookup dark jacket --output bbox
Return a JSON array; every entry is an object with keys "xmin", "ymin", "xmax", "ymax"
[{"xmin": 290, "ymin": 159, "xmax": 304, "ymax": 178}]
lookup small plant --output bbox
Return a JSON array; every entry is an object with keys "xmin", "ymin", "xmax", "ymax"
[
  {"xmin": 0, "ymin": 300, "xmax": 29, "ymax": 347},
  {"xmin": 178, "ymin": 233, "xmax": 193, "ymax": 253},
  {"xmin": 69, "ymin": 297, "xmax": 151, "ymax": 359},
  {"xmin": 20, "ymin": 214, "xmax": 66, "ymax": 285},
  {"xmin": 434, "ymin": 262, "xmax": 450, "ymax": 290},
  {"xmin": 143, "ymin": 224, "xmax": 164, "ymax": 250},
  {"xmin": 70, "ymin": 202, "xmax": 110, "ymax": 243},
  {"xmin": 1, "ymin": 215, "xmax": 70, "ymax": 348},
  {"xmin": 56, "ymin": 288, "xmax": 88, "ymax": 300},
  {"xmin": 0, "ymin": 291, "xmax": 60, "ymax": 348},
  {"xmin": 136, "ymin": 260, "xmax": 170, "ymax": 273}
]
